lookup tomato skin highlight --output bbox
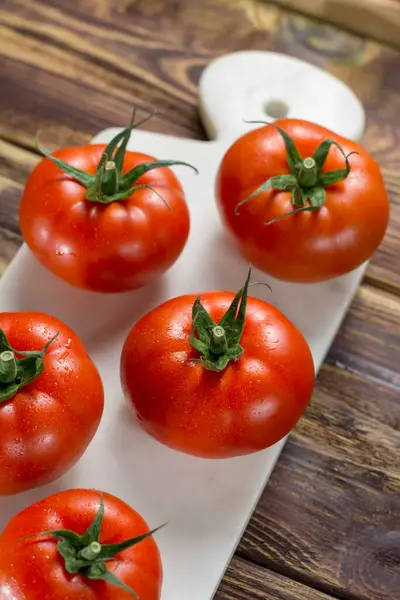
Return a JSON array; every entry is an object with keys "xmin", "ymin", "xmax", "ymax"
[
  {"xmin": 0, "ymin": 313, "xmax": 104, "ymax": 495},
  {"xmin": 216, "ymin": 119, "xmax": 389, "ymax": 282},
  {"xmin": 121, "ymin": 292, "xmax": 315, "ymax": 458},
  {"xmin": 0, "ymin": 489, "xmax": 162, "ymax": 600},
  {"xmin": 20, "ymin": 145, "xmax": 190, "ymax": 293}
]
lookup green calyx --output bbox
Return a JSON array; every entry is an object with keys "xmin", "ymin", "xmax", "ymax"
[
  {"xmin": 23, "ymin": 494, "xmax": 163, "ymax": 598},
  {"xmin": 37, "ymin": 109, "xmax": 198, "ymax": 206},
  {"xmin": 0, "ymin": 329, "xmax": 59, "ymax": 403},
  {"xmin": 235, "ymin": 122, "xmax": 359, "ymax": 224},
  {"xmin": 190, "ymin": 269, "xmax": 252, "ymax": 372}
]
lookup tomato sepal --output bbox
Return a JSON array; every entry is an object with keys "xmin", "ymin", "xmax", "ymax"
[
  {"xmin": 18, "ymin": 493, "xmax": 163, "ymax": 598},
  {"xmin": 0, "ymin": 329, "xmax": 59, "ymax": 403},
  {"xmin": 265, "ymin": 186, "xmax": 327, "ymax": 225},
  {"xmin": 121, "ymin": 159, "xmax": 198, "ymax": 189},
  {"xmin": 273, "ymin": 124, "xmax": 303, "ymax": 173},
  {"xmin": 103, "ymin": 183, "xmax": 173, "ymax": 210},
  {"xmin": 85, "ymin": 563, "xmax": 140, "ymax": 599},
  {"xmin": 36, "ymin": 111, "xmax": 198, "ymax": 206},
  {"xmin": 234, "ymin": 174, "xmax": 297, "ymax": 215},
  {"xmin": 190, "ymin": 269, "xmax": 255, "ymax": 372},
  {"xmin": 36, "ymin": 143, "xmax": 95, "ymax": 188},
  {"xmin": 236, "ymin": 122, "xmax": 359, "ymax": 223}
]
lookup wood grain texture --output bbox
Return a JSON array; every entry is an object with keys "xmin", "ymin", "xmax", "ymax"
[
  {"xmin": 215, "ymin": 557, "xmax": 334, "ymax": 600},
  {"xmin": 238, "ymin": 283, "xmax": 400, "ymax": 600},
  {"xmin": 0, "ymin": 141, "xmax": 37, "ymax": 274},
  {"xmin": 1, "ymin": 2, "xmax": 400, "ymax": 600},
  {"xmin": 270, "ymin": 0, "xmax": 400, "ymax": 48}
]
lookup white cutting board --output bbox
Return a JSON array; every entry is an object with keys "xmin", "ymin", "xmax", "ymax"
[{"xmin": 0, "ymin": 52, "xmax": 365, "ymax": 599}]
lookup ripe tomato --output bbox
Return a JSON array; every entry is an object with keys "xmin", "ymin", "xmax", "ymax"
[
  {"xmin": 0, "ymin": 488, "xmax": 162, "ymax": 599},
  {"xmin": 20, "ymin": 120, "xmax": 196, "ymax": 292},
  {"xmin": 216, "ymin": 119, "xmax": 389, "ymax": 282},
  {"xmin": 121, "ymin": 271, "xmax": 315, "ymax": 458},
  {"xmin": 0, "ymin": 312, "xmax": 104, "ymax": 495}
]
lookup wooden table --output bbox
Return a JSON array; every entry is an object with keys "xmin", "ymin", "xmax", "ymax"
[{"xmin": 1, "ymin": 1, "xmax": 399, "ymax": 599}]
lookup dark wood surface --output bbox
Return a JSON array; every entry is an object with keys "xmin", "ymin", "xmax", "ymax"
[
  {"xmin": 270, "ymin": 0, "xmax": 400, "ymax": 49},
  {"xmin": 1, "ymin": 1, "xmax": 399, "ymax": 599}
]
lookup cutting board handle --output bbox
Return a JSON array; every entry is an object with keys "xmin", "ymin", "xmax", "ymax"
[{"xmin": 199, "ymin": 51, "xmax": 365, "ymax": 144}]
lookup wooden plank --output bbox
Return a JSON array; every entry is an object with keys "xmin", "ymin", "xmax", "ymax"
[
  {"xmin": 269, "ymin": 0, "xmax": 400, "ymax": 48},
  {"xmin": 215, "ymin": 556, "xmax": 334, "ymax": 599},
  {"xmin": 240, "ymin": 430, "xmax": 400, "ymax": 600},
  {"xmin": 0, "ymin": 0, "xmax": 204, "ymax": 147},
  {"xmin": 0, "ymin": 141, "xmax": 37, "ymax": 274},
  {"xmin": 328, "ymin": 284, "xmax": 400, "ymax": 390},
  {"xmin": 0, "ymin": 51, "xmax": 201, "ymax": 149},
  {"xmin": 237, "ymin": 285, "xmax": 400, "ymax": 600},
  {"xmin": 240, "ymin": 419, "xmax": 400, "ymax": 599}
]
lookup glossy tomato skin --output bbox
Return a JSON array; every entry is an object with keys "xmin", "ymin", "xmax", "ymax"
[
  {"xmin": 121, "ymin": 293, "xmax": 315, "ymax": 458},
  {"xmin": 20, "ymin": 145, "xmax": 190, "ymax": 292},
  {"xmin": 0, "ymin": 313, "xmax": 104, "ymax": 495},
  {"xmin": 0, "ymin": 489, "xmax": 162, "ymax": 600},
  {"xmin": 216, "ymin": 119, "xmax": 389, "ymax": 282}
]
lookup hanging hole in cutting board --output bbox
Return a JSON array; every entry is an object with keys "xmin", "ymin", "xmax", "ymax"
[{"xmin": 263, "ymin": 99, "xmax": 289, "ymax": 119}]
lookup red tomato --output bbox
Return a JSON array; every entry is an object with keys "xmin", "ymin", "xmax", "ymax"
[
  {"xmin": 216, "ymin": 118, "xmax": 389, "ymax": 282},
  {"xmin": 0, "ymin": 489, "xmax": 162, "ymax": 599},
  {"xmin": 0, "ymin": 313, "xmax": 104, "ymax": 495},
  {"xmin": 121, "ymin": 272, "xmax": 315, "ymax": 458},
  {"xmin": 20, "ymin": 124, "xmax": 194, "ymax": 293}
]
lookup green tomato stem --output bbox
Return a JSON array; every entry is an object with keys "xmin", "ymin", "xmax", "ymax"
[
  {"xmin": 210, "ymin": 326, "xmax": 228, "ymax": 355},
  {"xmin": 297, "ymin": 157, "xmax": 318, "ymax": 188},
  {"xmin": 0, "ymin": 329, "xmax": 59, "ymax": 403},
  {"xmin": 0, "ymin": 350, "xmax": 17, "ymax": 383},
  {"xmin": 79, "ymin": 541, "xmax": 102, "ymax": 561},
  {"xmin": 101, "ymin": 161, "xmax": 119, "ymax": 196}
]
